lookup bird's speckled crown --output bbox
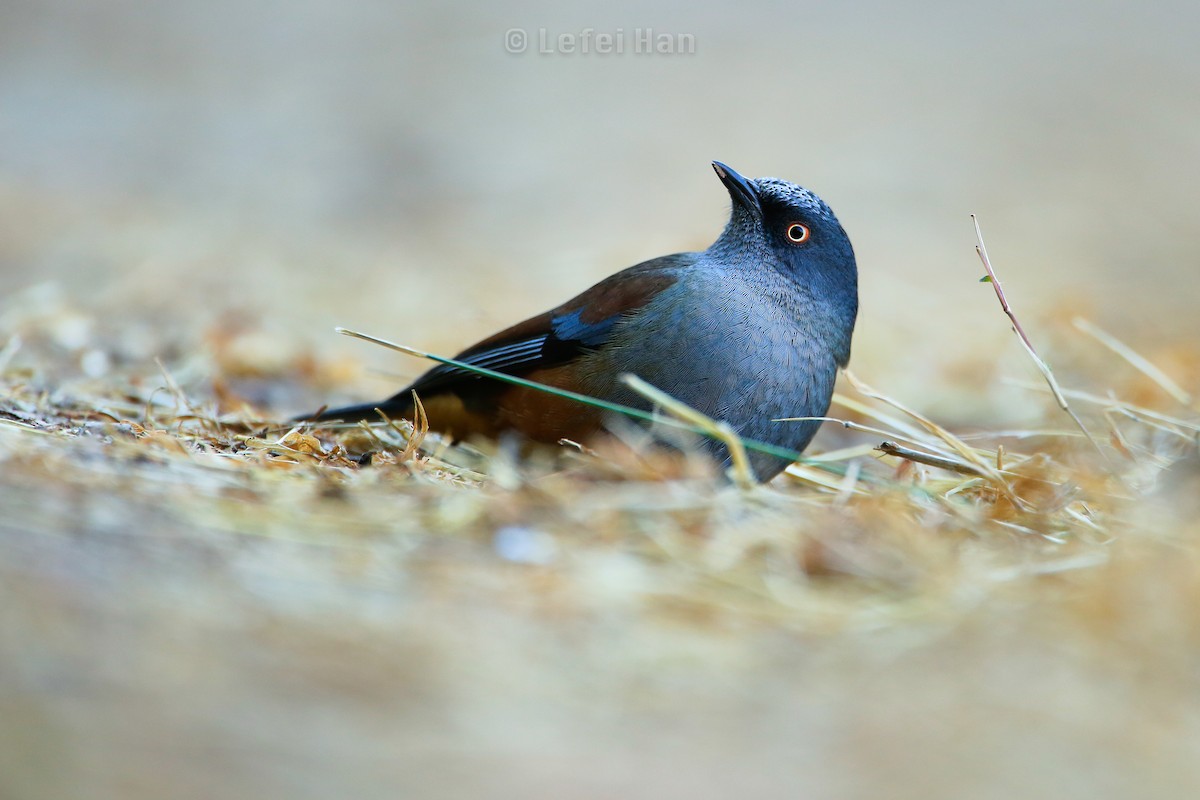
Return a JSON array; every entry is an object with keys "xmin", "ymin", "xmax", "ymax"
[{"xmin": 752, "ymin": 178, "xmax": 837, "ymax": 222}]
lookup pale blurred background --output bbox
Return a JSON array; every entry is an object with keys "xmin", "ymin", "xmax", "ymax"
[
  {"xmin": 3, "ymin": 2, "xmax": 1200, "ymax": 798},
  {"xmin": 3, "ymin": 0, "xmax": 1198, "ymax": 411}
]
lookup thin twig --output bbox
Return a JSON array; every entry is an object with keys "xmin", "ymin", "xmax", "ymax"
[
  {"xmin": 844, "ymin": 369, "xmax": 1030, "ymax": 508},
  {"xmin": 876, "ymin": 441, "xmax": 985, "ymax": 477},
  {"xmin": 972, "ymin": 215, "xmax": 1111, "ymax": 466},
  {"xmin": 844, "ymin": 370, "xmax": 1002, "ymax": 480},
  {"xmin": 776, "ymin": 414, "xmax": 968, "ymax": 462}
]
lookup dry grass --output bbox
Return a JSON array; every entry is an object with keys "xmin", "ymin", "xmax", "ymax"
[{"xmin": 2, "ymin": 268, "xmax": 1199, "ymax": 799}]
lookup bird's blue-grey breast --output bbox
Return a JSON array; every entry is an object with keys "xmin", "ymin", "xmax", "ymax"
[{"xmin": 572, "ymin": 168, "xmax": 858, "ymax": 479}]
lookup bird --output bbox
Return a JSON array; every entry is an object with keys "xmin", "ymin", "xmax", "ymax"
[{"xmin": 301, "ymin": 161, "xmax": 858, "ymax": 481}]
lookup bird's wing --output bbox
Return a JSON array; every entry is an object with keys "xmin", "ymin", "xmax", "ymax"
[{"xmin": 404, "ymin": 254, "xmax": 688, "ymax": 398}]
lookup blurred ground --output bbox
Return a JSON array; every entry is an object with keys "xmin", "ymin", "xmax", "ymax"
[{"xmin": 2, "ymin": 2, "xmax": 1200, "ymax": 798}]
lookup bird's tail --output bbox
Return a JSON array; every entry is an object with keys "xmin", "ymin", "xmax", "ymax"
[{"xmin": 294, "ymin": 394, "xmax": 414, "ymax": 425}]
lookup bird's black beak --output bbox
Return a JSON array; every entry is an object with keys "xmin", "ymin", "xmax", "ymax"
[{"xmin": 712, "ymin": 161, "xmax": 762, "ymax": 220}]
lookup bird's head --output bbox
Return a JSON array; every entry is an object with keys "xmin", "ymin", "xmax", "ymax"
[{"xmin": 709, "ymin": 161, "xmax": 858, "ymax": 363}]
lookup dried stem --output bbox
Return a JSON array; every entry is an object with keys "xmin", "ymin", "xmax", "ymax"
[
  {"xmin": 877, "ymin": 441, "xmax": 985, "ymax": 477},
  {"xmin": 621, "ymin": 373, "xmax": 758, "ymax": 489},
  {"xmin": 1073, "ymin": 317, "xmax": 1194, "ymax": 407},
  {"xmin": 971, "ymin": 215, "xmax": 1111, "ymax": 466}
]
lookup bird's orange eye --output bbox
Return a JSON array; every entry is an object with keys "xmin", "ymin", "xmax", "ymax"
[{"xmin": 786, "ymin": 223, "xmax": 810, "ymax": 244}]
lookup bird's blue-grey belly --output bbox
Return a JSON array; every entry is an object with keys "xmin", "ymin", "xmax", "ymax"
[{"xmin": 574, "ymin": 277, "xmax": 839, "ymax": 478}]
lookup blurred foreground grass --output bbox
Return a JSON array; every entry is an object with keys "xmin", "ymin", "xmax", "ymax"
[{"xmin": 2, "ymin": 277, "xmax": 1199, "ymax": 800}]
